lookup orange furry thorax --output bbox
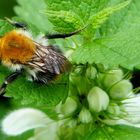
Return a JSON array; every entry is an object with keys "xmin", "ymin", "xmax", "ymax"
[{"xmin": 0, "ymin": 30, "xmax": 35, "ymax": 64}]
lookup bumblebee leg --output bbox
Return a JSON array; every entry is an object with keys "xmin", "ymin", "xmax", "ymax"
[
  {"xmin": 0, "ymin": 71, "xmax": 22, "ymax": 96},
  {"xmin": 45, "ymin": 26, "xmax": 87, "ymax": 39},
  {"xmin": 4, "ymin": 17, "xmax": 27, "ymax": 29}
]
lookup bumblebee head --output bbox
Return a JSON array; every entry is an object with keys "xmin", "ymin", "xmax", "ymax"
[{"xmin": 0, "ymin": 30, "xmax": 35, "ymax": 64}]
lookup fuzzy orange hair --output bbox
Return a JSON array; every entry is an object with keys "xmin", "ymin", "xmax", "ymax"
[{"xmin": 0, "ymin": 30, "xmax": 35, "ymax": 64}]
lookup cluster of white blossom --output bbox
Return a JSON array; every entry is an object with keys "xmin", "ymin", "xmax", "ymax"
[{"xmin": 2, "ymin": 66, "xmax": 140, "ymax": 140}]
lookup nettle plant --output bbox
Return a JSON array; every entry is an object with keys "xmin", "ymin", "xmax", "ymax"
[{"xmin": 1, "ymin": 0, "xmax": 140, "ymax": 140}]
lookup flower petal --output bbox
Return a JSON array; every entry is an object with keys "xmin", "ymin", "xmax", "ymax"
[
  {"xmin": 2, "ymin": 108, "xmax": 52, "ymax": 136},
  {"xmin": 28, "ymin": 122, "xmax": 59, "ymax": 140},
  {"xmin": 103, "ymin": 119, "xmax": 140, "ymax": 128}
]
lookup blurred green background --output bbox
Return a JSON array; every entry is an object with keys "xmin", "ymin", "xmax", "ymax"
[{"xmin": 0, "ymin": 0, "xmax": 16, "ymax": 18}]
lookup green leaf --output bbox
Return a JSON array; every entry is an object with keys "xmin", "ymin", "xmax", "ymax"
[
  {"xmin": 88, "ymin": 0, "xmax": 131, "ymax": 30},
  {"xmin": 45, "ymin": 0, "xmax": 130, "ymax": 34},
  {"xmin": 0, "ymin": 66, "xmax": 68, "ymax": 107},
  {"xmin": 100, "ymin": 0, "xmax": 140, "ymax": 37},
  {"xmin": 59, "ymin": 123, "xmax": 140, "ymax": 140},
  {"xmin": 44, "ymin": 0, "xmax": 110, "ymax": 32},
  {"xmin": 72, "ymin": 24, "xmax": 140, "ymax": 69},
  {"xmin": 86, "ymin": 125, "xmax": 140, "ymax": 140},
  {"xmin": 14, "ymin": 0, "xmax": 53, "ymax": 33},
  {"xmin": 44, "ymin": 10, "xmax": 83, "ymax": 32},
  {"xmin": 71, "ymin": 0, "xmax": 140, "ymax": 69},
  {"xmin": 43, "ymin": 0, "xmax": 137, "ymax": 69}
]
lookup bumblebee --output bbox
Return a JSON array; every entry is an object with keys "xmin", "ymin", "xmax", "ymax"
[{"xmin": 0, "ymin": 18, "xmax": 82, "ymax": 95}]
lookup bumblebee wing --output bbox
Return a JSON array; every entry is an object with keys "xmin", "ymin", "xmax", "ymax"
[{"xmin": 27, "ymin": 44, "xmax": 70, "ymax": 75}]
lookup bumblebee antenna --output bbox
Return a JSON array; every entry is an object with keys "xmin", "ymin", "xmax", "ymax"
[
  {"xmin": 4, "ymin": 17, "xmax": 27, "ymax": 29},
  {"xmin": 45, "ymin": 25, "xmax": 88, "ymax": 39}
]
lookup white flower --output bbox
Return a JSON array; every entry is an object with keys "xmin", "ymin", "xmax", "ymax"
[
  {"xmin": 103, "ymin": 94, "xmax": 140, "ymax": 128},
  {"xmin": 2, "ymin": 108, "xmax": 59, "ymax": 140},
  {"xmin": 121, "ymin": 94, "xmax": 140, "ymax": 124}
]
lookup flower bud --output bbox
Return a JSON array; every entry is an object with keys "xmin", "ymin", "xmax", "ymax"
[
  {"xmin": 86, "ymin": 66, "xmax": 97, "ymax": 80},
  {"xmin": 74, "ymin": 66, "xmax": 83, "ymax": 75},
  {"xmin": 69, "ymin": 73, "xmax": 91, "ymax": 95},
  {"xmin": 69, "ymin": 66, "xmax": 83, "ymax": 85},
  {"xmin": 109, "ymin": 80, "xmax": 133, "ymax": 100},
  {"xmin": 87, "ymin": 87, "xmax": 109, "ymax": 112},
  {"xmin": 96, "ymin": 64, "xmax": 108, "ymax": 72},
  {"xmin": 103, "ymin": 69, "xmax": 123, "ymax": 88},
  {"xmin": 107, "ymin": 103, "xmax": 121, "ymax": 116},
  {"xmin": 78, "ymin": 107, "xmax": 93, "ymax": 123},
  {"xmin": 61, "ymin": 97, "xmax": 77, "ymax": 115},
  {"xmin": 69, "ymin": 73, "xmax": 80, "ymax": 85}
]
